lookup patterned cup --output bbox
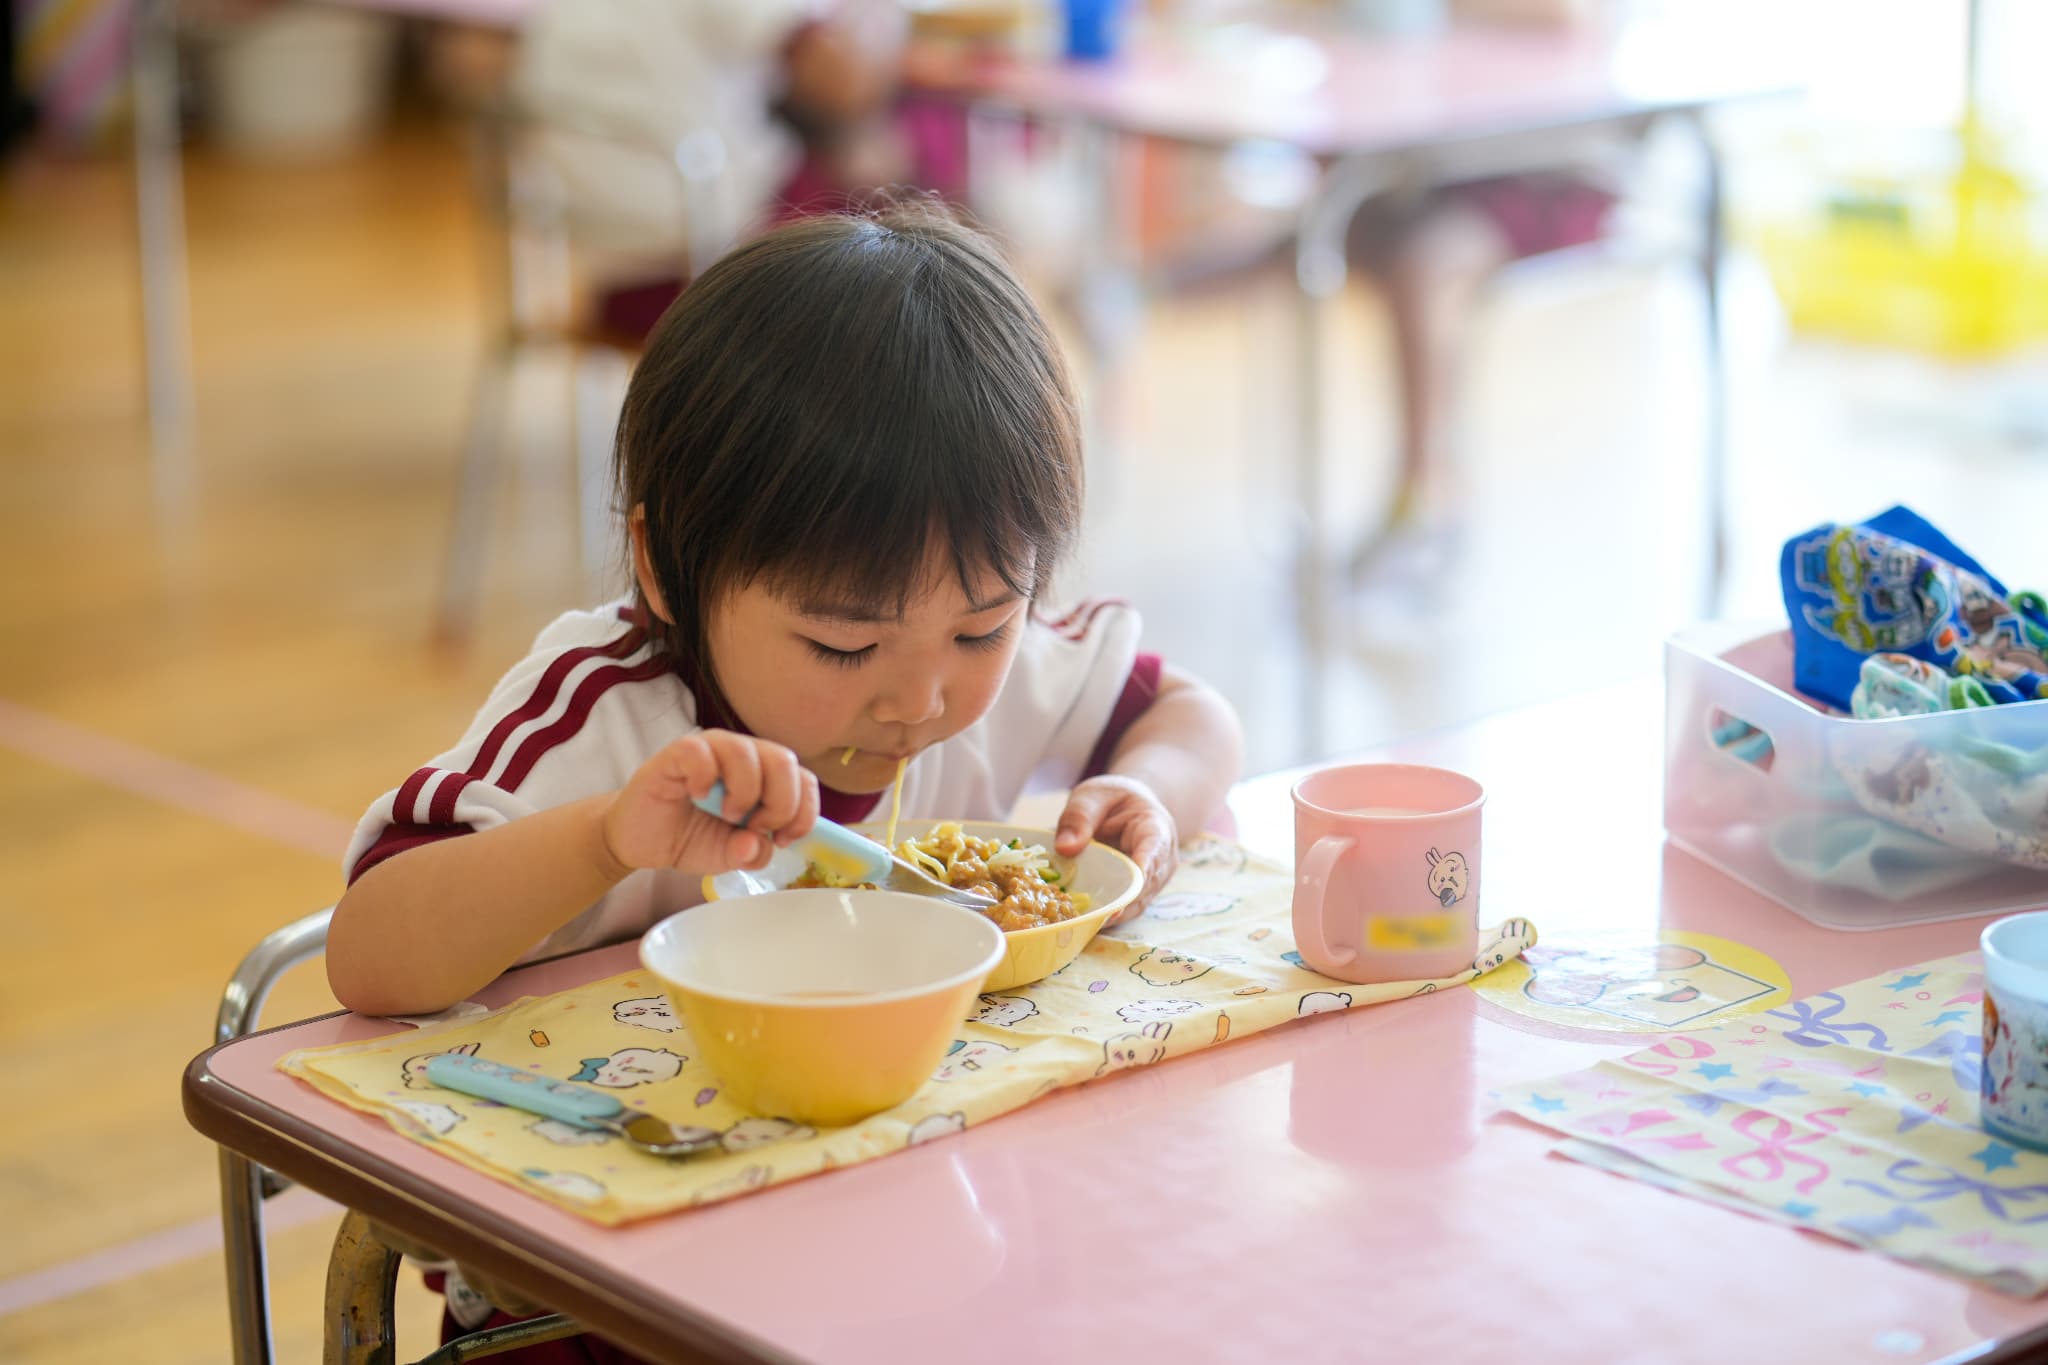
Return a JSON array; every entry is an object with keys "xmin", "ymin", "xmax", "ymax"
[
  {"xmin": 1981, "ymin": 912, "xmax": 2048, "ymax": 1151},
  {"xmin": 1290, "ymin": 763, "xmax": 1483, "ymax": 984}
]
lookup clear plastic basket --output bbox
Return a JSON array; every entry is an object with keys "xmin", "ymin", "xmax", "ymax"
[{"xmin": 1664, "ymin": 622, "xmax": 2048, "ymax": 930}]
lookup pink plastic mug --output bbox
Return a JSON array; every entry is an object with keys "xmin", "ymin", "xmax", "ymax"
[{"xmin": 1291, "ymin": 763, "xmax": 1483, "ymax": 984}]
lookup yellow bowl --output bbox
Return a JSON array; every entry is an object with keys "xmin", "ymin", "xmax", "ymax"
[
  {"xmin": 639, "ymin": 889, "xmax": 1003, "ymax": 1127},
  {"xmin": 703, "ymin": 821, "xmax": 1143, "ymax": 992}
]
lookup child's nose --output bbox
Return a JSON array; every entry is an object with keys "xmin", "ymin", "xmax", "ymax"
[{"xmin": 873, "ymin": 674, "xmax": 944, "ymax": 726}]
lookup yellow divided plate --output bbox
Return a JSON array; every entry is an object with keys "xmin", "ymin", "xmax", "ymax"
[{"xmin": 703, "ymin": 820, "xmax": 1143, "ymax": 991}]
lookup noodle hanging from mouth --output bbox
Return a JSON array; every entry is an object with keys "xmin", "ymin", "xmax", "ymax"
[{"xmin": 884, "ymin": 756, "xmax": 907, "ymax": 850}]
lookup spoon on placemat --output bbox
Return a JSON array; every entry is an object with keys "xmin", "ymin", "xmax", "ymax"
[{"xmin": 424, "ymin": 1053, "xmax": 722, "ymax": 1158}]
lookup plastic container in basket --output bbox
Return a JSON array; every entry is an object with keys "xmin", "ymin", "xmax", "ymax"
[{"xmin": 1664, "ymin": 622, "xmax": 2048, "ymax": 930}]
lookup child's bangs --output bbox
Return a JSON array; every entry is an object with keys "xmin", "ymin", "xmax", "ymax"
[
  {"xmin": 618, "ymin": 204, "xmax": 1084, "ymax": 659},
  {"xmin": 739, "ymin": 416, "xmax": 1057, "ymax": 620}
]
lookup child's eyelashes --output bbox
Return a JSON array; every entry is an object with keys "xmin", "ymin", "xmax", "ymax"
[
  {"xmin": 803, "ymin": 623, "xmax": 1012, "ymax": 666},
  {"xmin": 956, "ymin": 623, "xmax": 1012, "ymax": 653},
  {"xmin": 803, "ymin": 638, "xmax": 876, "ymax": 668}
]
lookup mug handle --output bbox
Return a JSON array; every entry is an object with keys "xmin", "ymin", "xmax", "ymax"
[{"xmin": 1294, "ymin": 834, "xmax": 1358, "ymax": 969}]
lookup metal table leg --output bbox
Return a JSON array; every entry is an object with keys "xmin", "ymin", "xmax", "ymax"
[
  {"xmin": 130, "ymin": 0, "xmax": 195, "ymax": 503},
  {"xmin": 216, "ymin": 907, "xmax": 333, "ymax": 1365},
  {"xmin": 221, "ymin": 1147, "xmax": 278, "ymax": 1365}
]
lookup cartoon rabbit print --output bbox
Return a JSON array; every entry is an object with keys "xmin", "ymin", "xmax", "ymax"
[
  {"xmin": 1098, "ymin": 1022, "xmax": 1173, "ymax": 1076},
  {"xmin": 568, "ymin": 1047, "xmax": 685, "ymax": 1088},
  {"xmin": 1425, "ymin": 847, "xmax": 1470, "ymax": 907}
]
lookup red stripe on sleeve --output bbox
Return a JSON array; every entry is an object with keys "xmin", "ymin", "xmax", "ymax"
[
  {"xmin": 348, "ymin": 823, "xmax": 473, "ymax": 885},
  {"xmin": 1081, "ymin": 653, "xmax": 1163, "ymax": 780},
  {"xmin": 495, "ymin": 655, "xmax": 674, "ymax": 793},
  {"xmin": 466, "ymin": 627, "xmax": 647, "ymax": 783},
  {"xmin": 392, "ymin": 767, "xmax": 438, "ymax": 826},
  {"xmin": 428, "ymin": 772, "xmax": 474, "ymax": 826}
]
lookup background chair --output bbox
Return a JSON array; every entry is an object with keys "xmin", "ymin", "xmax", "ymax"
[{"xmin": 436, "ymin": 96, "xmax": 732, "ymax": 642}]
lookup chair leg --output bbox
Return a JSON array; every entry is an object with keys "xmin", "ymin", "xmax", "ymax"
[
  {"xmin": 324, "ymin": 1210, "xmax": 403, "ymax": 1365},
  {"xmin": 221, "ymin": 1148, "xmax": 277, "ymax": 1365},
  {"xmin": 414, "ymin": 1315, "xmax": 583, "ymax": 1364},
  {"xmin": 437, "ymin": 347, "xmax": 512, "ymax": 644}
]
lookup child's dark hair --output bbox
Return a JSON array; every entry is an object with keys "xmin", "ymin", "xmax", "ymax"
[{"xmin": 615, "ymin": 197, "xmax": 1083, "ymax": 698}]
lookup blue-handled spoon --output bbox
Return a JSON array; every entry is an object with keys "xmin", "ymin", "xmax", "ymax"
[
  {"xmin": 693, "ymin": 780, "xmax": 995, "ymax": 910},
  {"xmin": 424, "ymin": 1053, "xmax": 721, "ymax": 1157}
]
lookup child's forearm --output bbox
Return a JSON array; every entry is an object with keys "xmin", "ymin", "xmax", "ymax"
[
  {"xmin": 326, "ymin": 793, "xmax": 629, "ymax": 1017},
  {"xmin": 1105, "ymin": 668, "xmax": 1244, "ymax": 838}
]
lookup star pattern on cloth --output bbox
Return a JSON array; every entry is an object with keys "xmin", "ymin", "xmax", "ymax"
[{"xmin": 1972, "ymin": 1142, "xmax": 2020, "ymax": 1173}]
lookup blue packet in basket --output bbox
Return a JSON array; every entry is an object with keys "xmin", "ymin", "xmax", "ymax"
[{"xmin": 1781, "ymin": 505, "xmax": 2048, "ymax": 712}]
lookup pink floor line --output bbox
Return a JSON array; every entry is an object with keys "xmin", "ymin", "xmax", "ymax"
[
  {"xmin": 0, "ymin": 697, "xmax": 356, "ymax": 860},
  {"xmin": 0, "ymin": 1186, "xmax": 340, "ymax": 1318}
]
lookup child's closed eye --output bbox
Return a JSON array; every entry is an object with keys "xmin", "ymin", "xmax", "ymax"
[
  {"xmin": 803, "ymin": 638, "xmax": 876, "ymax": 667},
  {"xmin": 955, "ymin": 623, "xmax": 1012, "ymax": 653}
]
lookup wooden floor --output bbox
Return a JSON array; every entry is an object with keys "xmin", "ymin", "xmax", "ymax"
[
  {"xmin": 1, "ymin": 125, "xmax": 506, "ymax": 1361},
  {"xmin": 7, "ymin": 109, "xmax": 2048, "ymax": 1362}
]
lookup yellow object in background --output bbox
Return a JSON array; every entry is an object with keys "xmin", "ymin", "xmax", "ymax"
[{"xmin": 1747, "ymin": 91, "xmax": 2048, "ymax": 357}]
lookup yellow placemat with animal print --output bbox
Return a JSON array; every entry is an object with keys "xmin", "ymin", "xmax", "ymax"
[{"xmin": 280, "ymin": 837, "xmax": 1537, "ymax": 1224}]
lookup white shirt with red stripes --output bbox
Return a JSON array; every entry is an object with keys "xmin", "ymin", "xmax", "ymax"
[{"xmin": 344, "ymin": 599, "xmax": 1159, "ymax": 963}]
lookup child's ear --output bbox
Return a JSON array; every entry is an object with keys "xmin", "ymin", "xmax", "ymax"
[{"xmin": 629, "ymin": 506, "xmax": 675, "ymax": 625}]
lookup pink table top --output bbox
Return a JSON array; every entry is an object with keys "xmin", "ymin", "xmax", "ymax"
[
  {"xmin": 186, "ymin": 681, "xmax": 2048, "ymax": 1364},
  {"xmin": 910, "ymin": 13, "xmax": 1799, "ymax": 157}
]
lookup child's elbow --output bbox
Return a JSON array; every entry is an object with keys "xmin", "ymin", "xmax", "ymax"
[
  {"xmin": 1163, "ymin": 667, "xmax": 1244, "ymax": 776},
  {"xmin": 324, "ymin": 903, "xmax": 441, "ymax": 1018},
  {"xmin": 325, "ymin": 946, "xmax": 397, "ymax": 1018},
  {"xmin": 327, "ymin": 956, "xmax": 454, "ymax": 1020},
  {"xmin": 1199, "ymin": 677, "xmax": 1244, "ymax": 759}
]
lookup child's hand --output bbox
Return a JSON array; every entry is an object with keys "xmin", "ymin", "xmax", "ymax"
[
  {"xmin": 1054, "ymin": 775, "xmax": 1178, "ymax": 924},
  {"xmin": 602, "ymin": 731, "xmax": 819, "ymax": 877}
]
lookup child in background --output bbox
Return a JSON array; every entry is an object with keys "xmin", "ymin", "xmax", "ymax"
[
  {"xmin": 1343, "ymin": 0, "xmax": 1635, "ymax": 585},
  {"xmin": 511, "ymin": 0, "xmax": 966, "ymax": 340}
]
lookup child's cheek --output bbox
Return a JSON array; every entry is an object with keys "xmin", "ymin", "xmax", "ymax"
[
  {"xmin": 775, "ymin": 683, "xmax": 859, "ymax": 751},
  {"xmin": 951, "ymin": 653, "xmax": 1015, "ymax": 729}
]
